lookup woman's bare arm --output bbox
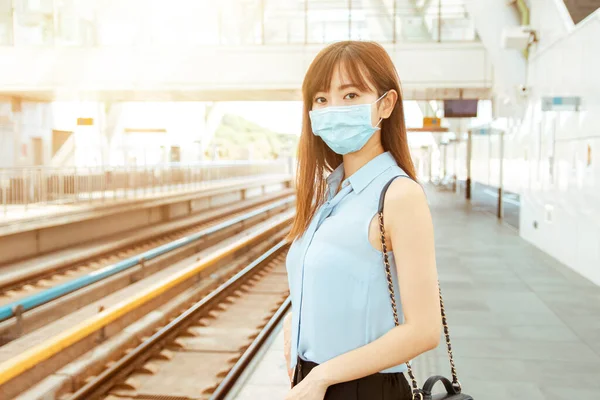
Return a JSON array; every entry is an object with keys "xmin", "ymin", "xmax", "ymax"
[{"xmin": 283, "ymin": 311, "xmax": 293, "ymax": 381}]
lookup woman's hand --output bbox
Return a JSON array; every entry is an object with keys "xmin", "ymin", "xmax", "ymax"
[
  {"xmin": 283, "ymin": 312, "xmax": 293, "ymax": 381},
  {"xmin": 284, "ymin": 368, "xmax": 329, "ymax": 400}
]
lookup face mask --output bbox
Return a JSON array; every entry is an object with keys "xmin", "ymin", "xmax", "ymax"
[{"xmin": 309, "ymin": 91, "xmax": 388, "ymax": 155}]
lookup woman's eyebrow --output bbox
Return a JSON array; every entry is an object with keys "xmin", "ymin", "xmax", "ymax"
[{"xmin": 338, "ymin": 83, "xmax": 358, "ymax": 91}]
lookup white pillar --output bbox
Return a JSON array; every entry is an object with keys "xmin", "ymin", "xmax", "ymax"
[
  {"xmin": 464, "ymin": 0, "xmax": 527, "ymax": 111},
  {"xmin": 11, "ymin": 97, "xmax": 22, "ymax": 168}
]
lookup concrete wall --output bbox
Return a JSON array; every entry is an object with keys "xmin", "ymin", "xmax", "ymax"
[
  {"xmin": 444, "ymin": 8, "xmax": 600, "ymax": 286},
  {"xmin": 428, "ymin": 7, "xmax": 600, "ymax": 286},
  {"xmin": 518, "ymin": 8, "xmax": 600, "ymax": 285},
  {"xmin": 0, "ymin": 101, "xmax": 54, "ymax": 168},
  {"xmin": 0, "ymin": 43, "xmax": 492, "ymax": 99}
]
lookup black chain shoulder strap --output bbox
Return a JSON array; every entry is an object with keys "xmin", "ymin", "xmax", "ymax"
[{"xmin": 378, "ymin": 175, "xmax": 460, "ymax": 399}]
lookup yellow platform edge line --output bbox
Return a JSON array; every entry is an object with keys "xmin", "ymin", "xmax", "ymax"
[{"xmin": 0, "ymin": 212, "xmax": 293, "ymax": 386}]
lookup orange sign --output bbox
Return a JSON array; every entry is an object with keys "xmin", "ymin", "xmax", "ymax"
[
  {"xmin": 77, "ymin": 118, "xmax": 94, "ymax": 126},
  {"xmin": 423, "ymin": 117, "xmax": 441, "ymax": 128}
]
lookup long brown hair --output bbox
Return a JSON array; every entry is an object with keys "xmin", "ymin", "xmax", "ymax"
[{"xmin": 286, "ymin": 41, "xmax": 417, "ymax": 242}]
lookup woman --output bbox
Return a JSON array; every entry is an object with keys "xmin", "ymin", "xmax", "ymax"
[{"xmin": 283, "ymin": 41, "xmax": 442, "ymax": 400}]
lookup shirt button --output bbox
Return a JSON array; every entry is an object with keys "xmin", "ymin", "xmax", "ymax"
[{"xmin": 342, "ymin": 180, "xmax": 349, "ymax": 187}]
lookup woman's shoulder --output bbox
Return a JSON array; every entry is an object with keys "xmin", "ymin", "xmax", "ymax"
[
  {"xmin": 386, "ymin": 176, "xmax": 425, "ymax": 201},
  {"xmin": 376, "ymin": 167, "xmax": 426, "ymax": 207},
  {"xmin": 375, "ymin": 165, "xmax": 419, "ymax": 191},
  {"xmin": 382, "ymin": 176, "xmax": 429, "ymax": 232}
]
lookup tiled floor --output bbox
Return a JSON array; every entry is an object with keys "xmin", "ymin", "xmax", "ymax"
[
  {"xmin": 234, "ymin": 328, "xmax": 290, "ymax": 400},
  {"xmin": 235, "ymin": 185, "xmax": 600, "ymax": 399}
]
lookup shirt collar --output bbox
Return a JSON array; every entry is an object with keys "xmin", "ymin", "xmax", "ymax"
[
  {"xmin": 326, "ymin": 163, "xmax": 345, "ymax": 199},
  {"xmin": 325, "ymin": 151, "xmax": 398, "ymax": 196}
]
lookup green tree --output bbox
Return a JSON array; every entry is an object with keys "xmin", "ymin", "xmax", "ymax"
[{"xmin": 209, "ymin": 114, "xmax": 299, "ymax": 160}]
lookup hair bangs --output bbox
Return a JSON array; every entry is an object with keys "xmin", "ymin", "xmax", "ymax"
[
  {"xmin": 303, "ymin": 46, "xmax": 376, "ymax": 102},
  {"xmin": 303, "ymin": 47, "xmax": 340, "ymax": 100},
  {"xmin": 336, "ymin": 50, "xmax": 374, "ymax": 93}
]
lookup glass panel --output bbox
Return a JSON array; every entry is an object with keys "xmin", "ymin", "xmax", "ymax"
[
  {"xmin": 350, "ymin": 0, "xmax": 392, "ymax": 42},
  {"xmin": 14, "ymin": 0, "xmax": 54, "ymax": 45},
  {"xmin": 306, "ymin": 0, "xmax": 350, "ymax": 43},
  {"xmin": 146, "ymin": 0, "xmax": 220, "ymax": 45},
  {"xmin": 0, "ymin": 0, "xmax": 12, "ymax": 45},
  {"xmin": 95, "ymin": 1, "xmax": 140, "ymax": 46},
  {"xmin": 55, "ymin": 0, "xmax": 96, "ymax": 46},
  {"xmin": 95, "ymin": 0, "xmax": 222, "ymax": 46},
  {"xmin": 393, "ymin": 0, "xmax": 440, "ymax": 42},
  {"xmin": 397, "ymin": 0, "xmax": 476, "ymax": 43},
  {"xmin": 439, "ymin": 0, "xmax": 476, "ymax": 41},
  {"xmin": 218, "ymin": 0, "xmax": 262, "ymax": 45},
  {"xmin": 422, "ymin": 1, "xmax": 441, "ymax": 42},
  {"xmin": 22, "ymin": 0, "xmax": 54, "ymax": 14},
  {"xmin": 264, "ymin": 0, "xmax": 305, "ymax": 44},
  {"xmin": 2, "ymin": 0, "xmax": 477, "ymax": 46}
]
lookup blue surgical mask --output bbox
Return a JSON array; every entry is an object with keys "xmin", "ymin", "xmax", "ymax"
[{"xmin": 309, "ymin": 91, "xmax": 388, "ymax": 155}]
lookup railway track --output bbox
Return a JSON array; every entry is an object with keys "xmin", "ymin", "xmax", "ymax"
[
  {"xmin": 0, "ymin": 211, "xmax": 293, "ymax": 399},
  {"xmin": 0, "ymin": 190, "xmax": 293, "ymax": 297},
  {"xmin": 67, "ymin": 242, "xmax": 291, "ymax": 400},
  {"xmin": 0, "ymin": 194, "xmax": 294, "ymax": 342}
]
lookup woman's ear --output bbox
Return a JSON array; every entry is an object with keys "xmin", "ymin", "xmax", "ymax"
[{"xmin": 380, "ymin": 89, "xmax": 398, "ymax": 119}]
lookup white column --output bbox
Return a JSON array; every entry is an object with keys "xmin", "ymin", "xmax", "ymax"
[
  {"xmin": 464, "ymin": 0, "xmax": 527, "ymax": 111},
  {"xmin": 11, "ymin": 97, "xmax": 22, "ymax": 168}
]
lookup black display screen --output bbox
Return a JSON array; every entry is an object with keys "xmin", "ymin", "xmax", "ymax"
[{"xmin": 444, "ymin": 100, "xmax": 478, "ymax": 118}]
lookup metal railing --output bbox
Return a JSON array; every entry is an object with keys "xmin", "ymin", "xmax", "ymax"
[{"xmin": 0, "ymin": 159, "xmax": 292, "ymax": 218}]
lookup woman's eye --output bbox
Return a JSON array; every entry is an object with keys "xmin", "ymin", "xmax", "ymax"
[
  {"xmin": 344, "ymin": 93, "xmax": 358, "ymax": 100},
  {"xmin": 315, "ymin": 97, "xmax": 327, "ymax": 104}
]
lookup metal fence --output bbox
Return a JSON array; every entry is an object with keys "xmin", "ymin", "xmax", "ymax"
[{"xmin": 0, "ymin": 159, "xmax": 292, "ymax": 216}]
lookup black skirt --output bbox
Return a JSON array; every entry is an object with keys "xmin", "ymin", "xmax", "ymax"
[{"xmin": 291, "ymin": 357, "xmax": 413, "ymax": 400}]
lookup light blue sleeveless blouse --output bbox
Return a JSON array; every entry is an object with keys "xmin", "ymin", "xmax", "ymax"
[{"xmin": 286, "ymin": 151, "xmax": 410, "ymax": 373}]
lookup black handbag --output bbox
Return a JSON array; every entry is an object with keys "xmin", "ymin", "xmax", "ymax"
[{"xmin": 378, "ymin": 177, "xmax": 473, "ymax": 400}]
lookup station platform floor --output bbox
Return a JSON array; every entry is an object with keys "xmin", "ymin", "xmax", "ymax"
[{"xmin": 234, "ymin": 185, "xmax": 600, "ymax": 399}]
